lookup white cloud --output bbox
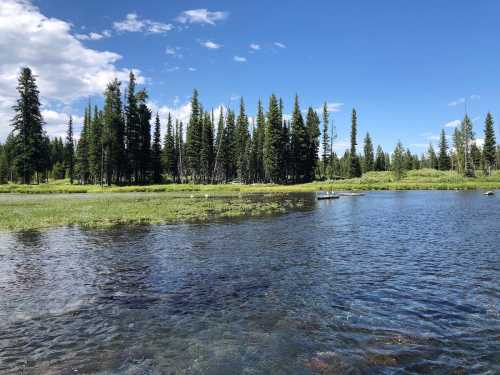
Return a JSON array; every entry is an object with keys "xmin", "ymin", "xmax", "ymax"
[
  {"xmin": 41, "ymin": 110, "xmax": 84, "ymax": 139},
  {"xmin": 75, "ymin": 31, "xmax": 109, "ymax": 41},
  {"xmin": 188, "ymin": 67, "xmax": 197, "ymax": 72},
  {"xmin": 444, "ymin": 119, "xmax": 461, "ymax": 128},
  {"xmin": 448, "ymin": 97, "xmax": 465, "ymax": 107},
  {"xmin": 249, "ymin": 43, "xmax": 260, "ymax": 51},
  {"xmin": 470, "ymin": 94, "xmax": 480, "ymax": 100},
  {"xmin": 233, "ymin": 56, "xmax": 247, "ymax": 63},
  {"xmin": 176, "ymin": 9, "xmax": 228, "ymax": 25},
  {"xmin": 0, "ymin": 0, "xmax": 144, "ymax": 140},
  {"xmin": 201, "ymin": 40, "xmax": 221, "ymax": 49},
  {"xmin": 113, "ymin": 13, "xmax": 173, "ymax": 34},
  {"xmin": 274, "ymin": 42, "xmax": 286, "ymax": 49}
]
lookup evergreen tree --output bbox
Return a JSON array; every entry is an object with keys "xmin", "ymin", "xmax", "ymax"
[
  {"xmin": 200, "ymin": 111, "xmax": 215, "ymax": 182},
  {"xmin": 176, "ymin": 120, "xmax": 185, "ymax": 182},
  {"xmin": 0, "ymin": 147, "xmax": 8, "ymax": 184},
  {"xmin": 162, "ymin": 113, "xmax": 177, "ymax": 181},
  {"xmin": 76, "ymin": 104, "xmax": 90, "ymax": 183},
  {"xmin": 392, "ymin": 141, "xmax": 405, "ymax": 180},
  {"xmin": 374, "ymin": 145, "xmax": 386, "ymax": 171},
  {"xmin": 222, "ymin": 109, "xmax": 237, "ymax": 181},
  {"xmin": 125, "ymin": 71, "xmax": 140, "ymax": 182},
  {"xmin": 137, "ymin": 90, "xmax": 151, "ymax": 183},
  {"xmin": 305, "ymin": 107, "xmax": 320, "ymax": 182},
  {"xmin": 427, "ymin": 143, "xmax": 438, "ymax": 169},
  {"xmin": 213, "ymin": 108, "xmax": 225, "ymax": 182},
  {"xmin": 89, "ymin": 106, "xmax": 103, "ymax": 184},
  {"xmin": 483, "ymin": 112, "xmax": 496, "ymax": 175},
  {"xmin": 102, "ymin": 79, "xmax": 125, "ymax": 185},
  {"xmin": 461, "ymin": 115, "xmax": 475, "ymax": 177},
  {"xmin": 10, "ymin": 67, "xmax": 45, "ymax": 184},
  {"xmin": 151, "ymin": 112, "xmax": 163, "ymax": 183},
  {"xmin": 363, "ymin": 132, "xmax": 374, "ymax": 172},
  {"xmin": 321, "ymin": 102, "xmax": 330, "ymax": 178},
  {"xmin": 255, "ymin": 100, "xmax": 266, "ymax": 182},
  {"xmin": 470, "ymin": 142, "xmax": 482, "ymax": 170},
  {"xmin": 236, "ymin": 98, "xmax": 250, "ymax": 180},
  {"xmin": 438, "ymin": 129, "xmax": 450, "ymax": 171},
  {"xmin": 349, "ymin": 109, "xmax": 362, "ymax": 178},
  {"xmin": 186, "ymin": 89, "xmax": 202, "ymax": 181},
  {"xmin": 65, "ymin": 115, "xmax": 75, "ymax": 184},
  {"xmin": 264, "ymin": 94, "xmax": 283, "ymax": 183},
  {"xmin": 290, "ymin": 95, "xmax": 309, "ymax": 182}
]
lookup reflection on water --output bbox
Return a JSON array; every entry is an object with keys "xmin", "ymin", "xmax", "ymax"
[{"xmin": 0, "ymin": 191, "xmax": 499, "ymax": 374}]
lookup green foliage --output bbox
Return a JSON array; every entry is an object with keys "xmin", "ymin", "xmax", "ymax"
[
  {"xmin": 363, "ymin": 133, "xmax": 374, "ymax": 172},
  {"xmin": 10, "ymin": 67, "xmax": 46, "ymax": 184},
  {"xmin": 483, "ymin": 112, "xmax": 496, "ymax": 174},
  {"xmin": 65, "ymin": 116, "xmax": 75, "ymax": 183},
  {"xmin": 151, "ymin": 113, "xmax": 163, "ymax": 183},
  {"xmin": 392, "ymin": 141, "xmax": 406, "ymax": 180},
  {"xmin": 438, "ymin": 129, "xmax": 450, "ymax": 171},
  {"xmin": 349, "ymin": 109, "xmax": 362, "ymax": 178}
]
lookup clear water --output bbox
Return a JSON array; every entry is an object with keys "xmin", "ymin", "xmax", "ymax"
[{"xmin": 0, "ymin": 191, "xmax": 499, "ymax": 374}]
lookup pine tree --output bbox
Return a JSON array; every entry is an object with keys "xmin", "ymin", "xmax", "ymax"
[
  {"xmin": 236, "ymin": 98, "xmax": 250, "ymax": 180},
  {"xmin": 264, "ymin": 94, "xmax": 283, "ymax": 183},
  {"xmin": 65, "ymin": 115, "xmax": 75, "ymax": 184},
  {"xmin": 321, "ymin": 102, "xmax": 330, "ymax": 179},
  {"xmin": 349, "ymin": 109, "xmax": 362, "ymax": 178},
  {"xmin": 102, "ymin": 79, "xmax": 125, "ymax": 185},
  {"xmin": 151, "ymin": 112, "xmax": 163, "ymax": 183},
  {"xmin": 162, "ymin": 113, "xmax": 177, "ymax": 182},
  {"xmin": 76, "ymin": 104, "xmax": 90, "ymax": 183},
  {"xmin": 89, "ymin": 106, "xmax": 103, "ymax": 184},
  {"xmin": 461, "ymin": 115, "xmax": 475, "ymax": 177},
  {"xmin": 10, "ymin": 67, "xmax": 45, "ymax": 184},
  {"xmin": 200, "ymin": 111, "xmax": 215, "ymax": 183},
  {"xmin": 213, "ymin": 108, "xmax": 225, "ymax": 182},
  {"xmin": 363, "ymin": 132, "xmax": 374, "ymax": 172},
  {"xmin": 255, "ymin": 100, "xmax": 266, "ymax": 182},
  {"xmin": 137, "ymin": 90, "xmax": 151, "ymax": 183},
  {"xmin": 305, "ymin": 107, "xmax": 320, "ymax": 182},
  {"xmin": 438, "ymin": 129, "xmax": 450, "ymax": 171},
  {"xmin": 392, "ymin": 141, "xmax": 405, "ymax": 180},
  {"xmin": 125, "ymin": 71, "xmax": 140, "ymax": 183},
  {"xmin": 290, "ymin": 95, "xmax": 309, "ymax": 182},
  {"xmin": 176, "ymin": 120, "xmax": 184, "ymax": 182},
  {"xmin": 427, "ymin": 143, "xmax": 438, "ymax": 169},
  {"xmin": 0, "ymin": 147, "xmax": 8, "ymax": 184},
  {"xmin": 186, "ymin": 89, "xmax": 202, "ymax": 181},
  {"xmin": 483, "ymin": 112, "xmax": 496, "ymax": 175},
  {"xmin": 374, "ymin": 145, "xmax": 386, "ymax": 171}
]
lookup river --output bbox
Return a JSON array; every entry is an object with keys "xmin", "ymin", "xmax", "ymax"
[{"xmin": 0, "ymin": 191, "xmax": 499, "ymax": 374}]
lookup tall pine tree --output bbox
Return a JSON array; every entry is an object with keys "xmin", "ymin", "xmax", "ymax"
[
  {"xmin": 483, "ymin": 112, "xmax": 496, "ymax": 175},
  {"xmin": 151, "ymin": 112, "xmax": 163, "ymax": 183},
  {"xmin": 349, "ymin": 109, "xmax": 362, "ymax": 178}
]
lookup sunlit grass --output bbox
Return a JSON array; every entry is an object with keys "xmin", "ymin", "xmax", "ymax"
[{"xmin": 0, "ymin": 192, "xmax": 296, "ymax": 231}]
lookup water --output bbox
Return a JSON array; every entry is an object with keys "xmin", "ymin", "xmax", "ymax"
[{"xmin": 0, "ymin": 191, "xmax": 499, "ymax": 374}]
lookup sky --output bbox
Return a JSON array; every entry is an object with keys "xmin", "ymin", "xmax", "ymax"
[{"xmin": 1, "ymin": 0, "xmax": 500, "ymax": 153}]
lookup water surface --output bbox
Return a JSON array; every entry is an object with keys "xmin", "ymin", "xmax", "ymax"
[{"xmin": 0, "ymin": 191, "xmax": 499, "ymax": 374}]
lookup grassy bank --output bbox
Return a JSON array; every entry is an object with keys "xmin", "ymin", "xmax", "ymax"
[
  {"xmin": 0, "ymin": 192, "xmax": 302, "ymax": 231},
  {"xmin": 0, "ymin": 169, "xmax": 499, "ymax": 194}
]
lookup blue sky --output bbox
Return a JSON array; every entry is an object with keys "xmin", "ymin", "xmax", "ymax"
[{"xmin": 1, "ymin": 0, "xmax": 499, "ymax": 153}]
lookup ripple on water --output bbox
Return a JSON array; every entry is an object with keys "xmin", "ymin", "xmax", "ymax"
[{"xmin": 0, "ymin": 191, "xmax": 499, "ymax": 374}]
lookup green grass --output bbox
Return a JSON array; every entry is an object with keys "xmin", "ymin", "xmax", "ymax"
[
  {"xmin": 0, "ymin": 169, "xmax": 499, "ymax": 194},
  {"xmin": 0, "ymin": 192, "xmax": 301, "ymax": 231},
  {"xmin": 1, "ymin": 169, "xmax": 498, "ymax": 230}
]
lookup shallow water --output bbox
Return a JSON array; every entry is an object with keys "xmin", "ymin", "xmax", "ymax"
[{"xmin": 0, "ymin": 191, "xmax": 499, "ymax": 374}]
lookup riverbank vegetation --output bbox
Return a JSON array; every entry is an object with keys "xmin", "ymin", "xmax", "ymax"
[
  {"xmin": 1, "ymin": 67, "xmax": 499, "ymax": 188},
  {"xmin": 1, "ymin": 169, "xmax": 499, "ymax": 194},
  {"xmin": 0, "ymin": 192, "xmax": 303, "ymax": 231}
]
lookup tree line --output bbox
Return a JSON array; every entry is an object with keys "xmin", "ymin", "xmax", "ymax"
[{"xmin": 1, "ymin": 67, "xmax": 499, "ymax": 185}]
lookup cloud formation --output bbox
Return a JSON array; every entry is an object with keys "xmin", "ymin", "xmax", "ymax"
[
  {"xmin": 233, "ymin": 56, "xmax": 247, "ymax": 63},
  {"xmin": 176, "ymin": 9, "xmax": 228, "ymax": 25},
  {"xmin": 274, "ymin": 42, "xmax": 287, "ymax": 49},
  {"xmin": 113, "ymin": 13, "xmax": 173, "ymax": 34},
  {"xmin": 201, "ymin": 40, "xmax": 222, "ymax": 49},
  {"xmin": 0, "ymin": 0, "xmax": 143, "ymax": 140}
]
